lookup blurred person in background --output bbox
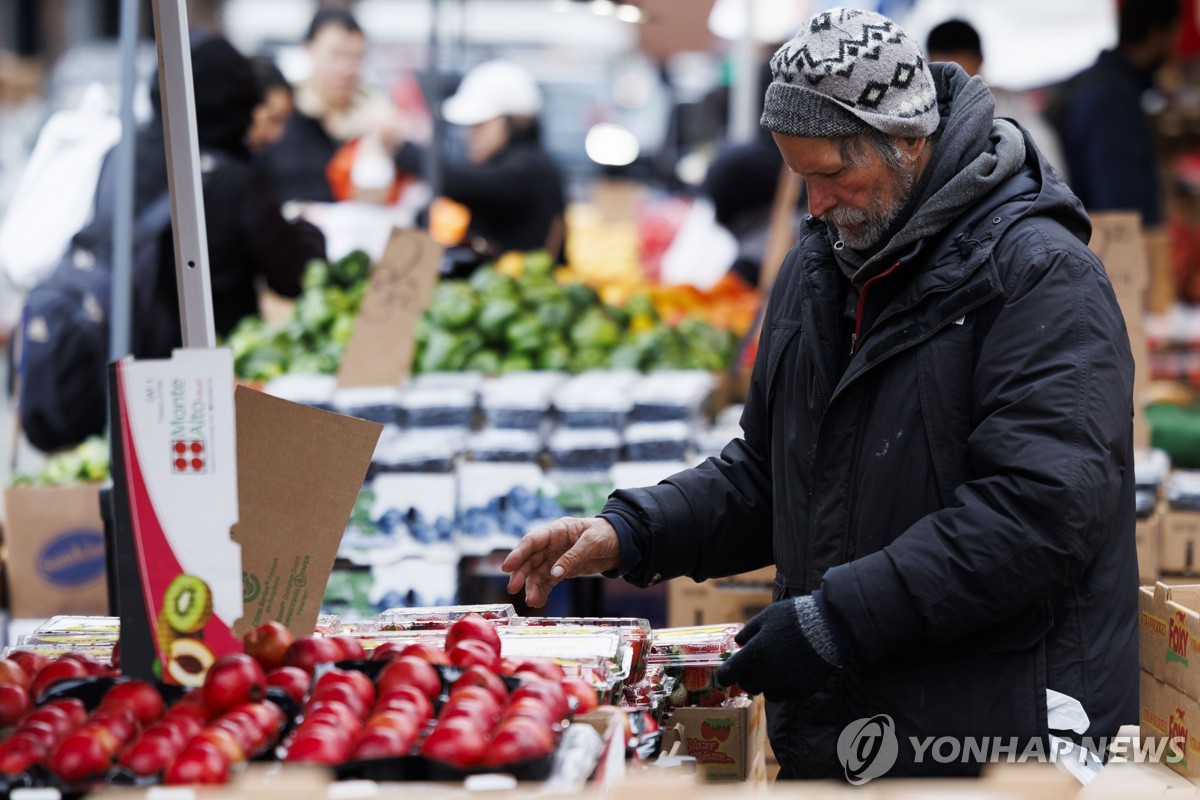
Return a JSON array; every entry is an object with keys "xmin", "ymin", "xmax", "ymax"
[
  {"xmin": 260, "ymin": 8, "xmax": 400, "ymax": 203},
  {"xmin": 392, "ymin": 60, "xmax": 567, "ymax": 261},
  {"xmin": 79, "ymin": 32, "xmax": 324, "ymax": 351},
  {"xmin": 1053, "ymin": 0, "xmax": 1180, "ymax": 226},
  {"xmin": 701, "ymin": 59, "xmax": 804, "ymax": 287},
  {"xmin": 248, "ymin": 59, "xmax": 294, "ymax": 156},
  {"xmin": 926, "ymin": 19, "xmax": 1068, "ymax": 180}
]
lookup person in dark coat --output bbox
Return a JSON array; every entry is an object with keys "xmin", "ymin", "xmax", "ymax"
[
  {"xmin": 503, "ymin": 7, "xmax": 1136, "ymax": 781},
  {"xmin": 259, "ymin": 9, "xmax": 401, "ymax": 204},
  {"xmin": 393, "ymin": 60, "xmax": 567, "ymax": 261},
  {"xmin": 78, "ymin": 33, "xmax": 324, "ymax": 353},
  {"xmin": 1055, "ymin": 0, "xmax": 1179, "ymax": 226}
]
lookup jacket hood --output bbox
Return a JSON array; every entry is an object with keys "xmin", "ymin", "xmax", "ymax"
[{"xmin": 829, "ymin": 62, "xmax": 1090, "ymax": 283}]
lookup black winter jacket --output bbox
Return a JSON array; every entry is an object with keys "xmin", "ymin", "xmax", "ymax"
[{"xmin": 604, "ymin": 128, "xmax": 1138, "ymax": 778}]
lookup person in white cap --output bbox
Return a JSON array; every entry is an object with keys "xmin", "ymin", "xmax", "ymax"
[{"xmin": 394, "ymin": 60, "xmax": 566, "ymax": 260}]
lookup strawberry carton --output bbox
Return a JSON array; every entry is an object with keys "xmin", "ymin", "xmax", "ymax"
[
  {"xmin": 648, "ymin": 625, "xmax": 742, "ymax": 709},
  {"xmin": 509, "ymin": 616, "xmax": 650, "ymax": 682},
  {"xmin": 378, "ymin": 604, "xmax": 516, "ymax": 631},
  {"xmin": 664, "ymin": 694, "xmax": 766, "ymax": 782}
]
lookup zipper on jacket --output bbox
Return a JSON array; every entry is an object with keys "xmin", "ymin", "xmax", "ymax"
[{"xmin": 850, "ymin": 260, "xmax": 903, "ymax": 356}]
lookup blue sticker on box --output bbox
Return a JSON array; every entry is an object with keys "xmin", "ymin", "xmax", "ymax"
[{"xmin": 38, "ymin": 529, "xmax": 106, "ymax": 586}]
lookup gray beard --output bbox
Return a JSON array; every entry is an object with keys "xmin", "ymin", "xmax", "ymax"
[{"xmin": 822, "ymin": 164, "xmax": 916, "ymax": 250}]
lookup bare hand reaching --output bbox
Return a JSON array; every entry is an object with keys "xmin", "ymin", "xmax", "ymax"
[{"xmin": 501, "ymin": 517, "xmax": 621, "ymax": 608}]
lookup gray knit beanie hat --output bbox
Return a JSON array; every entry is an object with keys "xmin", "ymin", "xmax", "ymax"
[{"xmin": 762, "ymin": 8, "xmax": 939, "ymax": 140}]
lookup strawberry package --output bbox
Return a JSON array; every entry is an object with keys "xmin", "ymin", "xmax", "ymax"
[
  {"xmin": 378, "ymin": 604, "xmax": 516, "ymax": 631},
  {"xmin": 648, "ymin": 625, "xmax": 742, "ymax": 709},
  {"xmin": 509, "ymin": 617, "xmax": 650, "ymax": 682}
]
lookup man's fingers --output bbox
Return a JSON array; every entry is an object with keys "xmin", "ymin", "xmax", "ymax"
[{"xmin": 716, "ymin": 651, "xmax": 745, "ymax": 688}]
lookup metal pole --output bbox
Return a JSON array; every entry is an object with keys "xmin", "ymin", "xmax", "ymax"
[
  {"xmin": 425, "ymin": 0, "xmax": 442, "ymax": 202},
  {"xmin": 729, "ymin": 0, "xmax": 758, "ymax": 144},
  {"xmin": 150, "ymin": 0, "xmax": 216, "ymax": 349},
  {"xmin": 109, "ymin": 0, "xmax": 139, "ymax": 360}
]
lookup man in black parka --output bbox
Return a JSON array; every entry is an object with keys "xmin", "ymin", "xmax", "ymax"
[{"xmin": 504, "ymin": 7, "xmax": 1137, "ymax": 780}]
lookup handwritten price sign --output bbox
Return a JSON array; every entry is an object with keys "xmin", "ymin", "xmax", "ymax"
[{"xmin": 337, "ymin": 228, "xmax": 443, "ymax": 389}]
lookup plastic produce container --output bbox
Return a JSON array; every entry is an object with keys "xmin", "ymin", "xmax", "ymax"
[
  {"xmin": 648, "ymin": 624, "xmax": 743, "ymax": 709},
  {"xmin": 623, "ymin": 422, "xmax": 691, "ymax": 462},
  {"xmin": 333, "ymin": 386, "xmax": 404, "ymax": 426},
  {"xmin": 264, "ymin": 373, "xmax": 338, "ymax": 411},
  {"xmin": 400, "ymin": 387, "xmax": 477, "ymax": 429},
  {"xmin": 480, "ymin": 372, "xmax": 568, "ymax": 429},
  {"xmin": 548, "ymin": 428, "xmax": 622, "ymax": 471},
  {"xmin": 379, "ymin": 604, "xmax": 516, "ymax": 630},
  {"xmin": 372, "ymin": 431, "xmax": 462, "ymax": 474},
  {"xmin": 630, "ymin": 371, "xmax": 715, "ymax": 423},
  {"xmin": 468, "ymin": 428, "xmax": 544, "ymax": 463},
  {"xmin": 510, "ymin": 616, "xmax": 651, "ymax": 682},
  {"xmin": 554, "ymin": 371, "xmax": 638, "ymax": 428},
  {"xmin": 412, "ymin": 370, "xmax": 486, "ymax": 396}
]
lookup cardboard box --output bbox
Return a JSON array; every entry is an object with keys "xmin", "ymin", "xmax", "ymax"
[
  {"xmin": 1142, "ymin": 513, "xmax": 1163, "ymax": 584},
  {"xmin": 662, "ymin": 694, "xmax": 765, "ymax": 781},
  {"xmin": 1163, "ymin": 512, "xmax": 1200, "ymax": 575},
  {"xmin": 2, "ymin": 483, "xmax": 108, "ymax": 617},
  {"xmin": 1140, "ymin": 583, "xmax": 1200, "ymax": 698},
  {"xmin": 1140, "ymin": 670, "xmax": 1200, "ymax": 781},
  {"xmin": 667, "ymin": 575, "xmax": 773, "ymax": 629}
]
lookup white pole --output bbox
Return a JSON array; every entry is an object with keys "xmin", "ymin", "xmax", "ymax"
[
  {"xmin": 729, "ymin": 0, "xmax": 759, "ymax": 144},
  {"xmin": 150, "ymin": 0, "xmax": 216, "ymax": 348},
  {"xmin": 110, "ymin": 0, "xmax": 139, "ymax": 361}
]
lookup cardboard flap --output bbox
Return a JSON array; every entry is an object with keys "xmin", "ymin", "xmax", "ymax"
[
  {"xmin": 232, "ymin": 387, "xmax": 382, "ymax": 637},
  {"xmin": 1157, "ymin": 582, "xmax": 1174, "ymax": 603},
  {"xmin": 336, "ymin": 228, "xmax": 442, "ymax": 389}
]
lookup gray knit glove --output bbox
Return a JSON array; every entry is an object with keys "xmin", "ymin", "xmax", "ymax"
[{"xmin": 716, "ymin": 596, "xmax": 842, "ymax": 701}]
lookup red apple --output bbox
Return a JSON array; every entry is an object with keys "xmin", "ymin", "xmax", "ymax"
[
  {"xmin": 352, "ymin": 723, "xmax": 416, "ymax": 759},
  {"xmin": 164, "ymin": 741, "xmax": 230, "ymax": 785},
  {"xmin": 513, "ymin": 659, "xmax": 566, "ymax": 681},
  {"xmin": 242, "ymin": 621, "xmax": 296, "ymax": 672},
  {"xmin": 439, "ymin": 698, "xmax": 498, "ymax": 731},
  {"xmin": 445, "ymin": 614, "xmax": 501, "ymax": 656},
  {"xmin": 90, "ymin": 704, "xmax": 141, "ymax": 746},
  {"xmin": 21, "ymin": 706, "xmax": 73, "ymax": 740},
  {"xmin": 364, "ymin": 710, "xmax": 419, "ymax": 743},
  {"xmin": 308, "ymin": 681, "xmax": 367, "ymax": 719},
  {"xmin": 375, "ymin": 686, "xmax": 433, "ymax": 724},
  {"xmin": 110, "ymin": 640, "xmax": 121, "ymax": 669},
  {"xmin": 331, "ymin": 636, "xmax": 366, "ymax": 661},
  {"xmin": 483, "ymin": 717, "xmax": 555, "ymax": 766},
  {"xmin": 0, "ymin": 683, "xmax": 30, "ymax": 726},
  {"xmin": 18, "ymin": 720, "xmax": 65, "ymax": 753},
  {"xmin": 29, "ymin": 659, "xmax": 88, "ymax": 700},
  {"xmin": 420, "ymin": 716, "xmax": 486, "ymax": 768},
  {"xmin": 119, "ymin": 735, "xmax": 176, "ymax": 776},
  {"xmin": 49, "ymin": 729, "xmax": 112, "ymax": 784},
  {"xmin": 8, "ymin": 651, "xmax": 48, "ymax": 679},
  {"xmin": 561, "ymin": 676, "xmax": 598, "ymax": 714},
  {"xmin": 451, "ymin": 665, "xmax": 508, "ymax": 705},
  {"xmin": 443, "ymin": 686, "xmax": 501, "ymax": 722},
  {"xmin": 286, "ymin": 728, "xmax": 352, "ymax": 764},
  {"xmin": 378, "ymin": 656, "xmax": 442, "ymax": 701},
  {"xmin": 59, "ymin": 651, "xmax": 100, "ymax": 671},
  {"xmin": 283, "ymin": 637, "xmax": 343, "ymax": 674},
  {"xmin": 448, "ymin": 640, "xmax": 501, "ymax": 673},
  {"xmin": 501, "ymin": 697, "xmax": 557, "ymax": 728},
  {"xmin": 302, "ymin": 701, "xmax": 363, "ymax": 738},
  {"xmin": 138, "ymin": 723, "xmax": 186, "ymax": 754},
  {"xmin": 203, "ymin": 654, "xmax": 266, "ymax": 717},
  {"xmin": 510, "ymin": 681, "xmax": 569, "ymax": 721},
  {"xmin": 0, "ymin": 659, "xmax": 29, "ymax": 690},
  {"xmin": 0, "ymin": 734, "xmax": 46, "ymax": 774},
  {"xmin": 313, "ymin": 668, "xmax": 375, "ymax": 713},
  {"xmin": 229, "ymin": 701, "xmax": 285, "ymax": 743},
  {"xmin": 44, "ymin": 697, "xmax": 88, "ymax": 729},
  {"xmin": 193, "ymin": 725, "xmax": 246, "ymax": 764},
  {"xmin": 217, "ymin": 712, "xmax": 266, "ymax": 753},
  {"xmin": 164, "ymin": 702, "xmax": 209, "ymax": 738},
  {"xmin": 102, "ymin": 680, "xmax": 165, "ymax": 724},
  {"xmin": 395, "ymin": 642, "xmax": 450, "ymax": 665},
  {"xmin": 265, "ymin": 665, "xmax": 310, "ymax": 706}
]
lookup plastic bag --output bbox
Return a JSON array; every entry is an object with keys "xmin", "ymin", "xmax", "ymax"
[{"xmin": 0, "ymin": 83, "xmax": 121, "ymax": 290}]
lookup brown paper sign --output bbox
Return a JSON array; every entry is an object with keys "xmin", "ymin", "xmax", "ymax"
[
  {"xmin": 337, "ymin": 227, "xmax": 443, "ymax": 389},
  {"xmin": 1088, "ymin": 211, "xmax": 1148, "ymax": 301},
  {"xmin": 232, "ymin": 386, "xmax": 382, "ymax": 637}
]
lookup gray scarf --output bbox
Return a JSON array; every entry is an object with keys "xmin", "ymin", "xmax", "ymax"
[{"xmin": 831, "ymin": 64, "xmax": 1027, "ymax": 284}]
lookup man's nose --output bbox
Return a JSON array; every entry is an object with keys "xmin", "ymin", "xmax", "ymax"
[{"xmin": 807, "ymin": 180, "xmax": 835, "ymax": 218}]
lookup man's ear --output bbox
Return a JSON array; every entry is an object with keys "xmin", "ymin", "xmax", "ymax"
[{"xmin": 897, "ymin": 136, "xmax": 927, "ymax": 157}]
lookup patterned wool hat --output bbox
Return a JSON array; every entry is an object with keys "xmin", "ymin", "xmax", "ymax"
[{"xmin": 762, "ymin": 8, "xmax": 938, "ymax": 140}]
